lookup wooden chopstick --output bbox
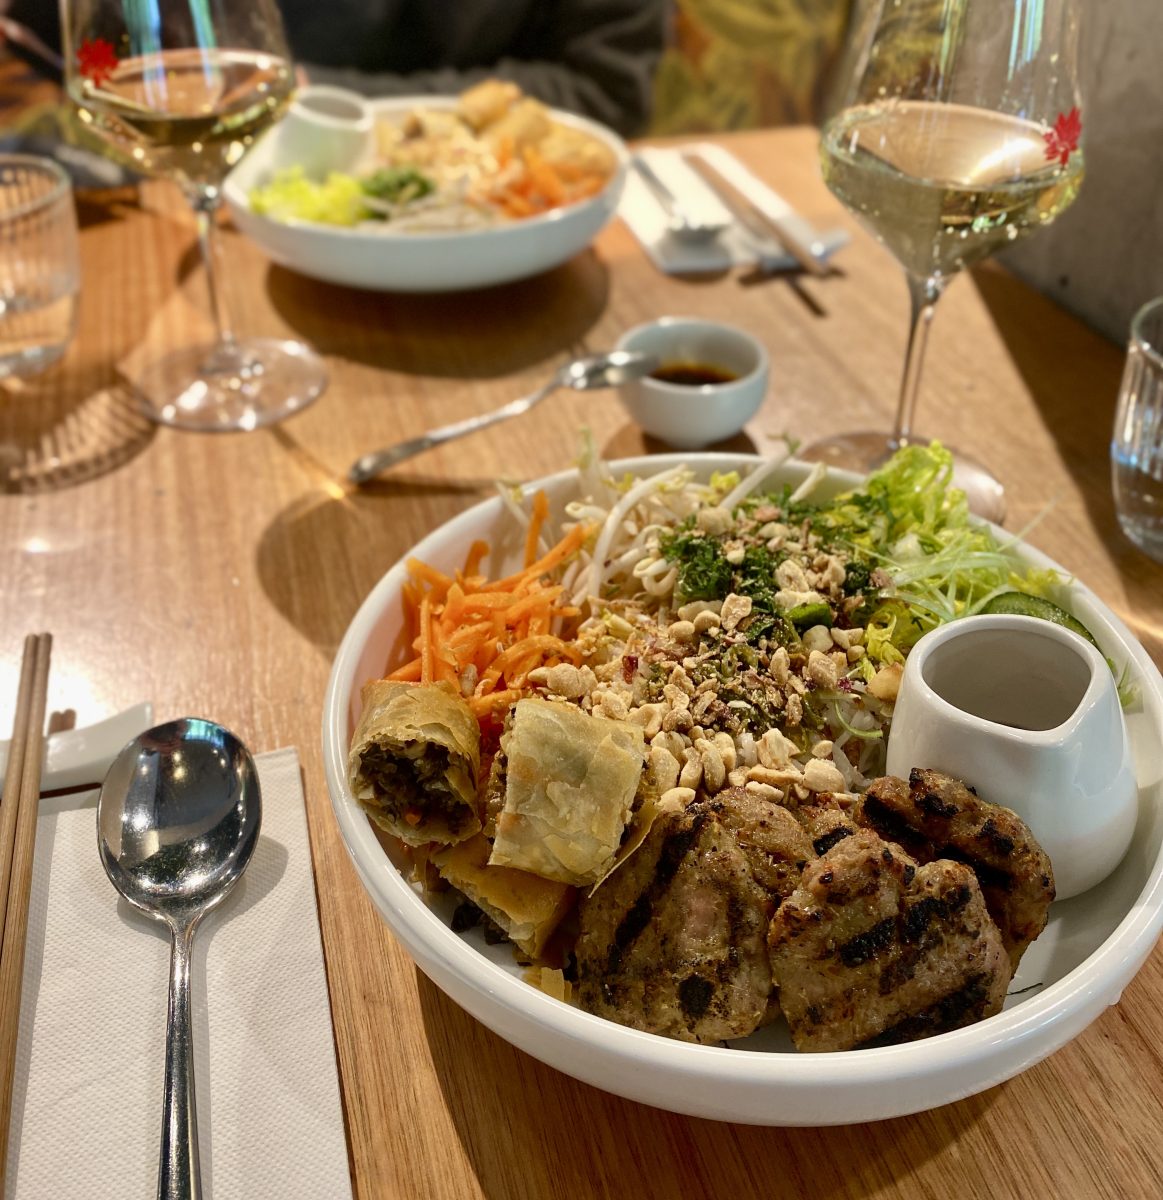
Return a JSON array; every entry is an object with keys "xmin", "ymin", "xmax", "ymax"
[
  {"xmin": 0, "ymin": 632, "xmax": 52, "ymax": 1188},
  {"xmin": 0, "ymin": 636, "xmax": 40, "ymax": 940},
  {"xmin": 684, "ymin": 152, "xmax": 834, "ymax": 278}
]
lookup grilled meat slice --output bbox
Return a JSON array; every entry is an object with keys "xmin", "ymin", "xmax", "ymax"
[
  {"xmin": 794, "ymin": 796, "xmax": 860, "ymax": 858},
  {"xmin": 858, "ymin": 769, "xmax": 1054, "ymax": 971},
  {"xmin": 768, "ymin": 829, "xmax": 1011, "ymax": 1051},
  {"xmin": 575, "ymin": 789, "xmax": 812, "ymax": 1043},
  {"xmin": 712, "ymin": 787, "xmax": 816, "ymax": 899}
]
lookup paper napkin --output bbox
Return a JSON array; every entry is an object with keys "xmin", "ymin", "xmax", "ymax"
[
  {"xmin": 619, "ymin": 142, "xmax": 850, "ymax": 275},
  {"xmin": 5, "ymin": 747, "xmax": 352, "ymax": 1200}
]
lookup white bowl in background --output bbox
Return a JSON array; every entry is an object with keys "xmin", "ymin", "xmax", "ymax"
[
  {"xmin": 886, "ymin": 614, "xmax": 1137, "ymax": 900},
  {"xmin": 321, "ymin": 453, "xmax": 1163, "ymax": 1125},
  {"xmin": 614, "ymin": 318, "xmax": 769, "ymax": 448},
  {"xmin": 223, "ymin": 95, "xmax": 628, "ymax": 293}
]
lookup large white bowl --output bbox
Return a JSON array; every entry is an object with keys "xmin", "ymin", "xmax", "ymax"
[
  {"xmin": 321, "ymin": 454, "xmax": 1163, "ymax": 1124},
  {"xmin": 223, "ymin": 96, "xmax": 628, "ymax": 293}
]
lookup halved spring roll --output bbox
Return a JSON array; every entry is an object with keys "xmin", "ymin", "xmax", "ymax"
[
  {"xmin": 489, "ymin": 698, "xmax": 645, "ymax": 887},
  {"xmin": 431, "ymin": 834, "xmax": 575, "ymax": 959},
  {"xmin": 348, "ymin": 680, "xmax": 482, "ymax": 847}
]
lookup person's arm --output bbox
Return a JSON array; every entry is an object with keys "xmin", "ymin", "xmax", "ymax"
[{"xmin": 303, "ymin": 0, "xmax": 669, "ymax": 137}]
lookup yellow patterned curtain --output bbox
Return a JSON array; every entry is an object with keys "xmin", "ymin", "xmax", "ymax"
[
  {"xmin": 650, "ymin": 0, "xmax": 854, "ymax": 134},
  {"xmin": 650, "ymin": 0, "xmax": 963, "ymax": 134}
]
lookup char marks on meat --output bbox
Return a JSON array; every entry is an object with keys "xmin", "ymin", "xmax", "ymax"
[
  {"xmin": 768, "ymin": 829, "xmax": 1011, "ymax": 1052},
  {"xmin": 575, "ymin": 788, "xmax": 812, "ymax": 1043},
  {"xmin": 858, "ymin": 768, "xmax": 1054, "ymax": 971}
]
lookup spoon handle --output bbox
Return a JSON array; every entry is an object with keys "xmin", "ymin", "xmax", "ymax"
[
  {"xmin": 348, "ymin": 376, "xmax": 561, "ymax": 484},
  {"xmin": 631, "ymin": 153, "xmax": 682, "ymax": 221},
  {"xmin": 159, "ymin": 923, "xmax": 202, "ymax": 1200}
]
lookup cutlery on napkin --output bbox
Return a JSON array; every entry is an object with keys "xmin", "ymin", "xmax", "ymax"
[
  {"xmin": 619, "ymin": 143, "xmax": 849, "ymax": 276},
  {"xmin": 4, "ymin": 746, "xmax": 352, "ymax": 1200}
]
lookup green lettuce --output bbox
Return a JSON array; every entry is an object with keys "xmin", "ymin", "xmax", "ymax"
[
  {"xmin": 809, "ymin": 443, "xmax": 1059, "ymax": 667},
  {"xmin": 250, "ymin": 167, "xmax": 370, "ymax": 226}
]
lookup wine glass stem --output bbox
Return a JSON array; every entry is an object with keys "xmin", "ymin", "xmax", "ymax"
[
  {"xmin": 892, "ymin": 273, "xmax": 942, "ymax": 446},
  {"xmin": 187, "ymin": 185, "xmax": 234, "ymax": 348}
]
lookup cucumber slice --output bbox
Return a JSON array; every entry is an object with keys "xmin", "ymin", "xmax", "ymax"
[
  {"xmin": 786, "ymin": 601, "xmax": 833, "ymax": 629},
  {"xmin": 979, "ymin": 592, "xmax": 1098, "ymax": 647}
]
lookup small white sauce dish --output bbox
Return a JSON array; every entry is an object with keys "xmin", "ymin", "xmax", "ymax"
[
  {"xmin": 613, "ymin": 317, "xmax": 769, "ymax": 448},
  {"xmin": 276, "ymin": 84, "xmax": 374, "ymax": 178},
  {"xmin": 885, "ymin": 613, "xmax": 1138, "ymax": 901}
]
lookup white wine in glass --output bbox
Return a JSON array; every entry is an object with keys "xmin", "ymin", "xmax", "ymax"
[
  {"xmin": 64, "ymin": 2, "xmax": 326, "ymax": 430},
  {"xmin": 801, "ymin": 0, "xmax": 1085, "ymax": 520}
]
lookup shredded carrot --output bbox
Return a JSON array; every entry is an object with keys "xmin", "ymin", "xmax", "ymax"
[
  {"xmin": 524, "ymin": 490, "xmax": 549, "ymax": 568},
  {"xmin": 381, "ymin": 494, "xmax": 592, "ymax": 718},
  {"xmin": 407, "ymin": 558, "xmax": 454, "ymax": 591},
  {"xmin": 447, "ymin": 620, "xmax": 493, "ymax": 648},
  {"xmin": 523, "ymin": 148, "xmax": 567, "ymax": 206},
  {"xmin": 468, "ymin": 688, "xmax": 523, "ymax": 716},
  {"xmin": 419, "ymin": 595, "xmax": 434, "ymax": 685},
  {"xmin": 479, "ymin": 635, "xmax": 580, "ymax": 691},
  {"xmin": 462, "ymin": 539, "xmax": 489, "ymax": 577},
  {"xmin": 510, "ymin": 194, "xmax": 538, "ymax": 217},
  {"xmin": 484, "ymin": 522, "xmax": 591, "ymax": 591},
  {"xmin": 387, "ymin": 657, "xmax": 422, "ymax": 682}
]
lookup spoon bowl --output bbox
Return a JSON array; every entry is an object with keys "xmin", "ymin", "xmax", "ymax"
[
  {"xmin": 558, "ymin": 350, "xmax": 659, "ymax": 391},
  {"xmin": 666, "ymin": 215, "xmax": 732, "ymax": 244},
  {"xmin": 98, "ymin": 717, "xmax": 261, "ymax": 1200}
]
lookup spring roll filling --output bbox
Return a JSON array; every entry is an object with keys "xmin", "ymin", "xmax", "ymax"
[{"xmin": 358, "ymin": 740, "xmax": 470, "ymax": 835}]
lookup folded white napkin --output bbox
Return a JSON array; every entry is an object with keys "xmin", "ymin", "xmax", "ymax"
[
  {"xmin": 619, "ymin": 142, "xmax": 849, "ymax": 275},
  {"xmin": 5, "ymin": 747, "xmax": 352, "ymax": 1200}
]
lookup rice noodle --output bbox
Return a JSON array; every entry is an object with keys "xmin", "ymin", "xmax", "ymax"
[
  {"xmin": 719, "ymin": 445, "xmax": 795, "ymax": 512},
  {"xmin": 585, "ymin": 466, "xmax": 688, "ymax": 604}
]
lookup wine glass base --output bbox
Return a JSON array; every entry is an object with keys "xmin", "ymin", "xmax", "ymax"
[
  {"xmin": 797, "ymin": 430, "xmax": 1007, "ymax": 524},
  {"xmin": 132, "ymin": 337, "xmax": 327, "ymax": 432}
]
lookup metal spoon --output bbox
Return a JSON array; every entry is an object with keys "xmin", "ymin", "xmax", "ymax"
[
  {"xmin": 631, "ymin": 153, "xmax": 730, "ymax": 243},
  {"xmin": 98, "ymin": 718, "xmax": 261, "ymax": 1200},
  {"xmin": 348, "ymin": 349, "xmax": 660, "ymax": 484}
]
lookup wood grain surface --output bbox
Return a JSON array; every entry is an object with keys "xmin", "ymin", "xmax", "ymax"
[{"xmin": 3, "ymin": 64, "xmax": 1163, "ymax": 1200}]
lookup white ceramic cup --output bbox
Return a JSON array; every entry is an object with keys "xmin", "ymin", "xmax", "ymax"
[
  {"xmin": 613, "ymin": 317, "xmax": 769, "ymax": 448},
  {"xmin": 275, "ymin": 84, "xmax": 374, "ymax": 178},
  {"xmin": 885, "ymin": 614, "xmax": 1137, "ymax": 901}
]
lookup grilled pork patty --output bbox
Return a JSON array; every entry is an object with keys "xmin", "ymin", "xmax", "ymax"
[
  {"xmin": 858, "ymin": 768, "xmax": 1054, "ymax": 971},
  {"xmin": 575, "ymin": 789, "xmax": 812, "ymax": 1043},
  {"xmin": 768, "ymin": 829, "xmax": 1011, "ymax": 1052}
]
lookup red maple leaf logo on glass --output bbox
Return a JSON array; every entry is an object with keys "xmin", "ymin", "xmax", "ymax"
[
  {"xmin": 77, "ymin": 37, "xmax": 119, "ymax": 87},
  {"xmin": 1043, "ymin": 107, "xmax": 1082, "ymax": 167}
]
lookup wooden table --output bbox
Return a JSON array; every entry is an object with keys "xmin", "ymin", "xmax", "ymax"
[{"xmin": 4, "ymin": 74, "xmax": 1163, "ymax": 1200}]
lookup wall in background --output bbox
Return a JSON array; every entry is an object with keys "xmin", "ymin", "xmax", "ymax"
[{"xmin": 1001, "ymin": 2, "xmax": 1163, "ymax": 345}]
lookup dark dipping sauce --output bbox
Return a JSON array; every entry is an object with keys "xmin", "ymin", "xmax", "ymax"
[{"xmin": 650, "ymin": 360, "xmax": 739, "ymax": 386}]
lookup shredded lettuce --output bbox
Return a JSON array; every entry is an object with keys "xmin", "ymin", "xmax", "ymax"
[
  {"xmin": 809, "ymin": 443, "xmax": 1061, "ymax": 668},
  {"xmin": 250, "ymin": 167, "xmax": 371, "ymax": 226}
]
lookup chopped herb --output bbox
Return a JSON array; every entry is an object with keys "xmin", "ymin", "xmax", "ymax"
[
  {"xmin": 361, "ymin": 166, "xmax": 434, "ymax": 205},
  {"xmin": 658, "ymin": 530, "xmax": 733, "ymax": 600}
]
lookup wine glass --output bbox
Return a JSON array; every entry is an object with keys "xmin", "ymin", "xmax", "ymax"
[
  {"xmin": 62, "ymin": 0, "xmax": 327, "ymax": 430},
  {"xmin": 800, "ymin": 0, "xmax": 1084, "ymax": 519}
]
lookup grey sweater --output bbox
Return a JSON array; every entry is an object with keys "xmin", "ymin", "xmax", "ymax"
[
  {"xmin": 275, "ymin": 0, "xmax": 667, "ymax": 136},
  {"xmin": 8, "ymin": 0, "xmax": 668, "ymax": 137}
]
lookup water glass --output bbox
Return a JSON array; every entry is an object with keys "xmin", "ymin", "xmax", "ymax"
[
  {"xmin": 1112, "ymin": 297, "xmax": 1163, "ymax": 561},
  {"xmin": 0, "ymin": 155, "xmax": 80, "ymax": 379}
]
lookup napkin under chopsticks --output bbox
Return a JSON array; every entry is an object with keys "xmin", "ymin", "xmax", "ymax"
[
  {"xmin": 619, "ymin": 142, "xmax": 849, "ymax": 275},
  {"xmin": 4, "ymin": 746, "xmax": 352, "ymax": 1200}
]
